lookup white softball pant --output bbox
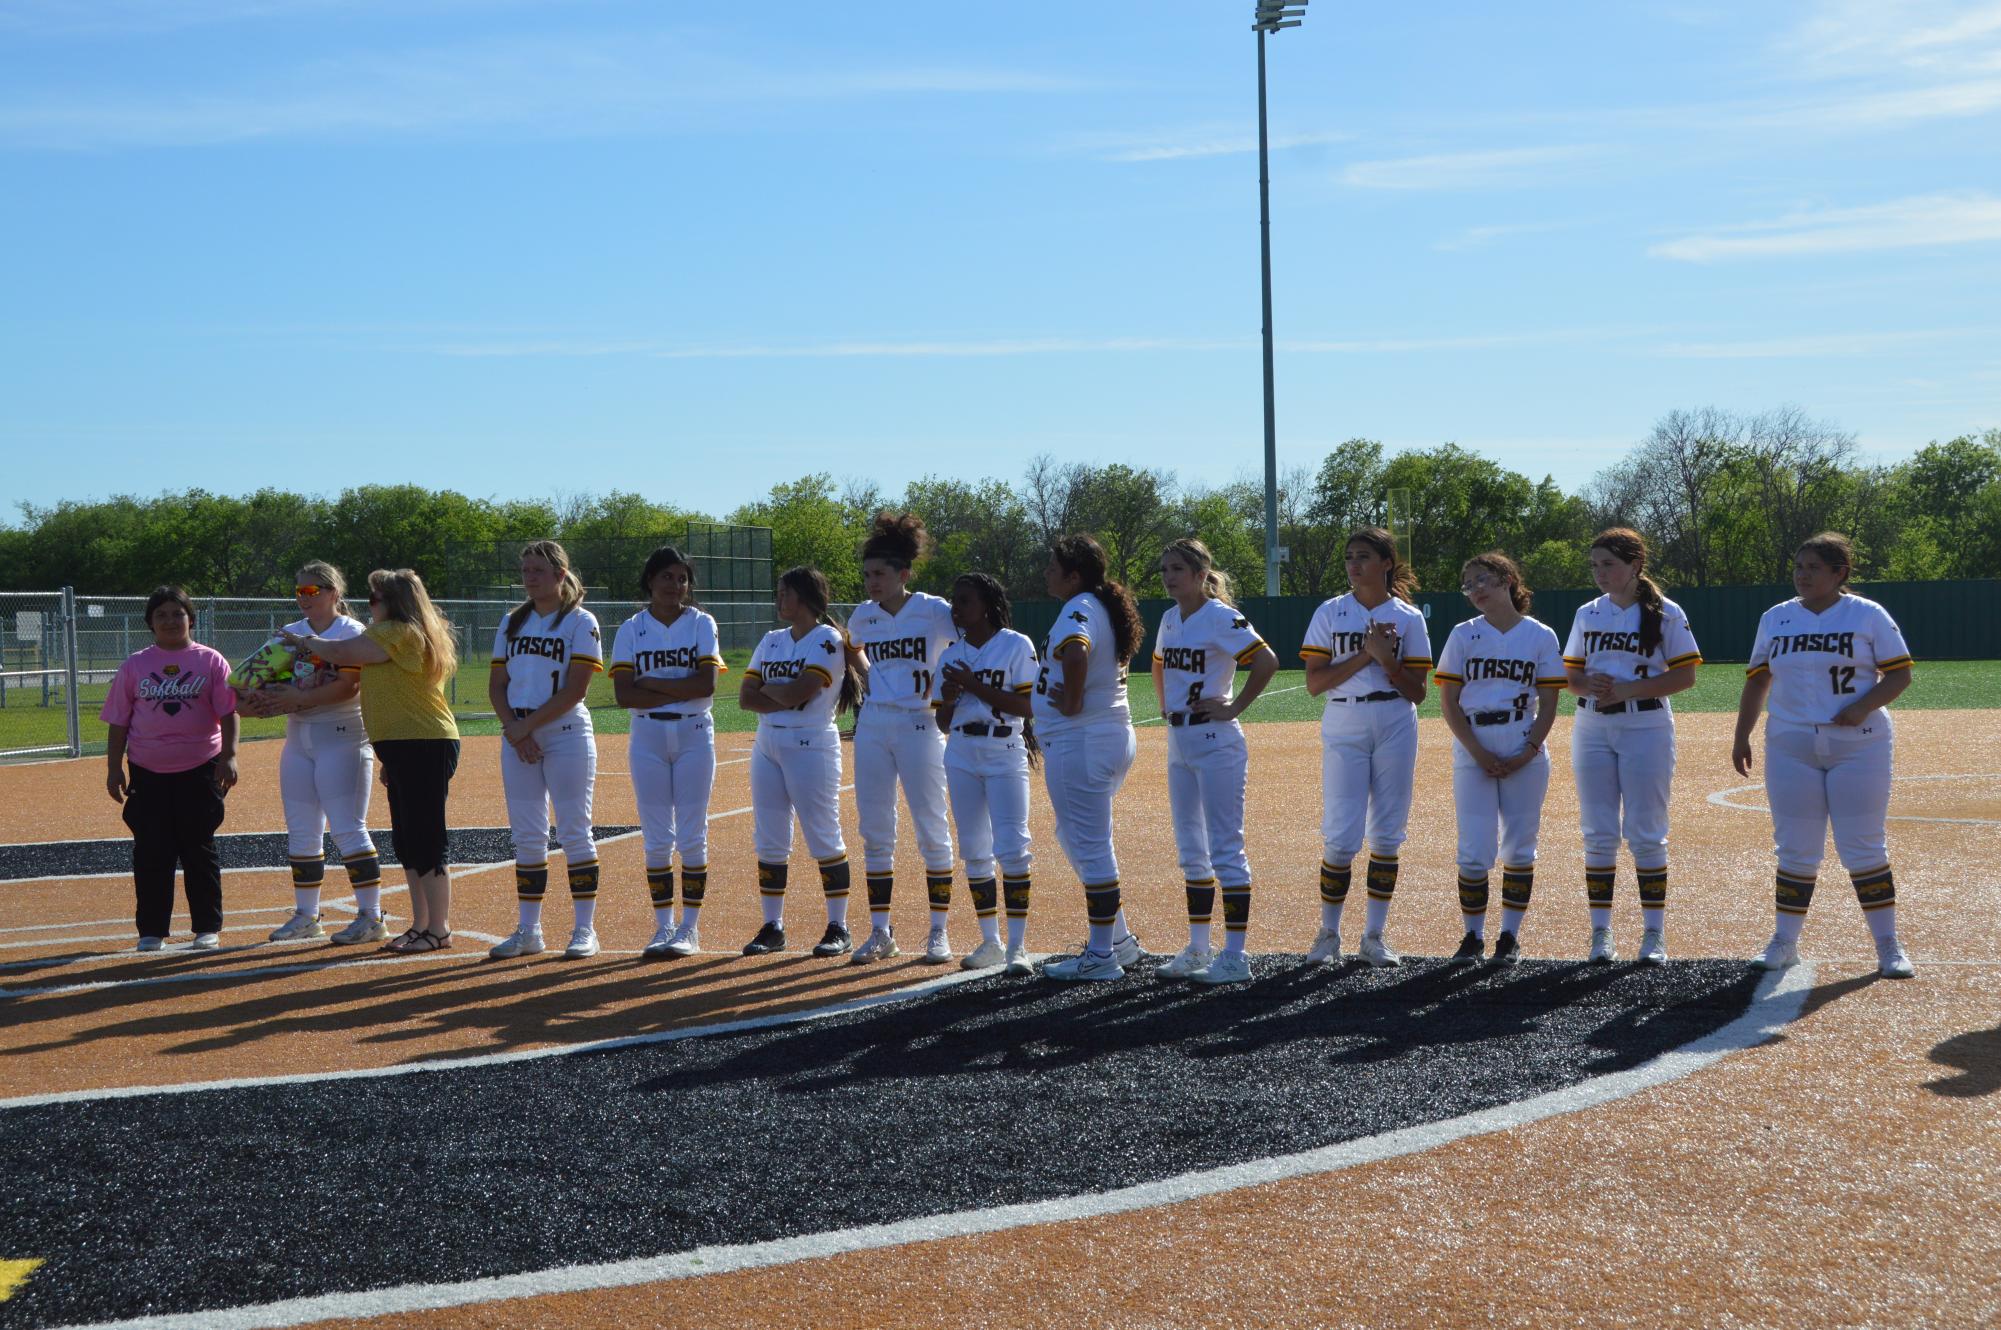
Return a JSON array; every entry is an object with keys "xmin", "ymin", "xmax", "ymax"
[
  {"xmin": 944, "ymin": 737, "xmax": 1033, "ymax": 881},
  {"xmin": 1040, "ymin": 722, "xmax": 1136, "ymax": 887},
  {"xmin": 501, "ymin": 715, "xmax": 598, "ymax": 865},
  {"xmin": 280, "ymin": 720, "xmax": 376, "ymax": 858},
  {"xmin": 854, "ymin": 707, "xmax": 954, "ymax": 874},
  {"xmin": 1319, "ymin": 699, "xmax": 1418, "ymax": 864},
  {"xmin": 751, "ymin": 724, "xmax": 846, "ymax": 864},
  {"xmin": 1453, "ymin": 725, "xmax": 1552, "ymax": 877},
  {"xmin": 1571, "ymin": 716, "xmax": 1675, "ymax": 868},
  {"xmin": 1167, "ymin": 720, "xmax": 1250, "ymax": 887},
  {"xmin": 627, "ymin": 712, "xmax": 716, "ymax": 869},
  {"xmin": 1764, "ymin": 719, "xmax": 1893, "ymax": 877}
]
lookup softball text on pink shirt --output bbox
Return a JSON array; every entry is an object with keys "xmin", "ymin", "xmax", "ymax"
[{"xmin": 99, "ymin": 643, "xmax": 238, "ymax": 774}]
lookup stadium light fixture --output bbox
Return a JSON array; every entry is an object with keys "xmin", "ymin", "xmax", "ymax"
[{"xmin": 1253, "ymin": 0, "xmax": 1307, "ymax": 596}]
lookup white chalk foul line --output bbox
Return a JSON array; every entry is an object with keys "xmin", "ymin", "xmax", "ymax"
[
  {"xmin": 1708, "ymin": 772, "xmax": 2001, "ymax": 826},
  {"xmin": 29, "ymin": 964, "xmax": 1816, "ymax": 1330}
]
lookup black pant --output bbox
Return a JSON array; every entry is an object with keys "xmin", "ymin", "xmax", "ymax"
[
  {"xmin": 122, "ymin": 762, "xmax": 226, "ymax": 938},
  {"xmin": 374, "ymin": 738, "xmax": 460, "ymax": 876}
]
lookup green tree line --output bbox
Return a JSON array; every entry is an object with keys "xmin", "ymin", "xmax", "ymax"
[{"xmin": 6, "ymin": 411, "xmax": 1996, "ymax": 601}]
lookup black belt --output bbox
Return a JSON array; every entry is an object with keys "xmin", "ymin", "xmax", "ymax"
[
  {"xmin": 1330, "ymin": 690, "xmax": 1402, "ymax": 704},
  {"xmin": 643, "ymin": 711, "xmax": 691, "ymax": 721},
  {"xmin": 956, "ymin": 722, "xmax": 1015, "ymax": 738},
  {"xmin": 1582, "ymin": 697, "xmax": 1663, "ymax": 715},
  {"xmin": 1469, "ymin": 710, "xmax": 1518, "ymax": 726},
  {"xmin": 511, "ymin": 708, "xmax": 533, "ymax": 719}
]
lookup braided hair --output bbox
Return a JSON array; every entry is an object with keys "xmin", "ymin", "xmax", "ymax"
[{"xmin": 1590, "ymin": 527, "xmax": 1665, "ymax": 657}]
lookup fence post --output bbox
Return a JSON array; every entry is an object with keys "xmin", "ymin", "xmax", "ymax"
[{"xmin": 62, "ymin": 587, "xmax": 81, "ymax": 758}]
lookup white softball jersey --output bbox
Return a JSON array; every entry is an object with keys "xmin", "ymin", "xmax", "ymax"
[
  {"xmin": 1032, "ymin": 592, "xmax": 1129, "ymax": 735},
  {"xmin": 938, "ymin": 629, "xmax": 1038, "ymax": 740},
  {"xmin": 281, "ymin": 615, "xmax": 366, "ymax": 730},
  {"xmin": 1747, "ymin": 594, "xmax": 1912, "ymax": 728},
  {"xmin": 1563, "ymin": 595, "xmax": 1702, "ymax": 725},
  {"xmin": 609, "ymin": 607, "xmax": 724, "ymax": 716},
  {"xmin": 1153, "ymin": 599, "xmax": 1269, "ymax": 717},
  {"xmin": 1298, "ymin": 594, "xmax": 1433, "ymax": 699},
  {"xmin": 747, "ymin": 624, "xmax": 846, "ymax": 730},
  {"xmin": 1434, "ymin": 616, "xmax": 1569, "ymax": 728},
  {"xmin": 491, "ymin": 606, "xmax": 605, "ymax": 718},
  {"xmin": 848, "ymin": 592, "xmax": 959, "ymax": 713}
]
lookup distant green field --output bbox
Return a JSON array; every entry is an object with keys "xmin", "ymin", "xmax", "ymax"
[{"xmin": 6, "ymin": 659, "xmax": 1994, "ymax": 758}]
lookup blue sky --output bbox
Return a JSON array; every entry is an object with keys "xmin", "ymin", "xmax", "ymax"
[{"xmin": 3, "ymin": 0, "xmax": 1998, "ymax": 519}]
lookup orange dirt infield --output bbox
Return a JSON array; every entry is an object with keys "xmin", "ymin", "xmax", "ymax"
[{"xmin": 1, "ymin": 711, "xmax": 1997, "ymax": 1328}]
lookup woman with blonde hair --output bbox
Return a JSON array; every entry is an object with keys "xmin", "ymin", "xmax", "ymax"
[{"xmin": 282, "ymin": 568, "xmax": 460, "ymax": 953}]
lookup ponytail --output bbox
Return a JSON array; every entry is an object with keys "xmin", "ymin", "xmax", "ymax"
[
  {"xmin": 1346, "ymin": 527, "xmax": 1419, "ymax": 603},
  {"xmin": 779, "ymin": 565, "xmax": 864, "ymax": 716},
  {"xmin": 1591, "ymin": 527, "xmax": 1664, "ymax": 656},
  {"xmin": 508, "ymin": 540, "xmax": 585, "ymax": 639},
  {"xmin": 295, "ymin": 560, "xmax": 353, "ymax": 621},
  {"xmin": 1161, "ymin": 537, "xmax": 1236, "ymax": 607},
  {"xmin": 1052, "ymin": 534, "xmax": 1142, "ymax": 666},
  {"xmin": 1463, "ymin": 551, "xmax": 1532, "ymax": 613}
]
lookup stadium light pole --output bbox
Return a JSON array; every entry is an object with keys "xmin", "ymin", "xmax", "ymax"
[{"xmin": 1254, "ymin": 0, "xmax": 1307, "ymax": 597}]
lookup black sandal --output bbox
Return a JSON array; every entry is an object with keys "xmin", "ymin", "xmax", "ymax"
[
  {"xmin": 402, "ymin": 929, "xmax": 452, "ymax": 953},
  {"xmin": 381, "ymin": 927, "xmax": 424, "ymax": 954}
]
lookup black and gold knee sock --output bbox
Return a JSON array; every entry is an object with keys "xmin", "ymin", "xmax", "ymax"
[
  {"xmin": 1637, "ymin": 866, "xmax": 1667, "ymax": 927},
  {"xmin": 1002, "ymin": 872, "xmax": 1031, "ymax": 945},
  {"xmin": 1775, "ymin": 868, "xmax": 1816, "ymax": 917},
  {"xmin": 927, "ymin": 869, "xmax": 954, "ymax": 925},
  {"xmin": 1221, "ymin": 885, "xmax": 1251, "ymax": 948},
  {"xmin": 969, "ymin": 875, "xmax": 999, "ymax": 919},
  {"xmin": 1500, "ymin": 864, "xmax": 1534, "ymax": 932},
  {"xmin": 1460, "ymin": 872, "xmax": 1490, "ymax": 932},
  {"xmin": 865, "ymin": 870, "xmax": 894, "ymax": 924},
  {"xmin": 1084, "ymin": 880, "xmax": 1122, "ymax": 949},
  {"xmin": 1186, "ymin": 877, "xmax": 1216, "ymax": 947},
  {"xmin": 680, "ymin": 863, "xmax": 707, "ymax": 921},
  {"xmin": 757, "ymin": 860, "xmax": 789, "ymax": 925},
  {"xmin": 647, "ymin": 865, "xmax": 675, "ymax": 917},
  {"xmin": 1852, "ymin": 865, "xmax": 1895, "ymax": 913},
  {"xmin": 289, "ymin": 853, "xmax": 324, "ymax": 912},
  {"xmin": 342, "ymin": 849, "xmax": 383, "ymax": 915},
  {"xmin": 516, "ymin": 862, "xmax": 549, "ymax": 902},
  {"xmin": 1365, "ymin": 852, "xmax": 1399, "ymax": 901},
  {"xmin": 819, "ymin": 855, "xmax": 851, "ymax": 925},
  {"xmin": 1319, "ymin": 859, "xmax": 1352, "ymax": 927}
]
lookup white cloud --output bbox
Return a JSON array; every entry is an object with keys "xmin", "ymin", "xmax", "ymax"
[
  {"xmin": 1655, "ymin": 329, "xmax": 1985, "ymax": 358},
  {"xmin": 1651, "ymin": 192, "xmax": 2001, "ymax": 261},
  {"xmin": 1076, "ymin": 128, "xmax": 1352, "ymax": 163},
  {"xmin": 1432, "ymin": 220, "xmax": 1590, "ymax": 252},
  {"xmin": 1337, "ymin": 146, "xmax": 1601, "ymax": 191}
]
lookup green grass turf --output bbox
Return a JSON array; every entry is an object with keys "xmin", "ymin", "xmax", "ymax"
[{"xmin": 5, "ymin": 659, "xmax": 1994, "ymax": 759}]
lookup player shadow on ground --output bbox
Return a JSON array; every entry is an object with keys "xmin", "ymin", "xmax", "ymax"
[
  {"xmin": 635, "ymin": 958, "xmax": 1765, "ymax": 1099},
  {"xmin": 1926, "ymin": 1025, "xmax": 2001, "ymax": 1098}
]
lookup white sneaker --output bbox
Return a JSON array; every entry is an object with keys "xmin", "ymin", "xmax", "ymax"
[
  {"xmin": 1189, "ymin": 949, "xmax": 1252, "ymax": 985},
  {"xmin": 329, "ymin": 913, "xmax": 389, "ymax": 946},
  {"xmin": 563, "ymin": 927, "xmax": 600, "ymax": 959},
  {"xmin": 665, "ymin": 924, "xmax": 701, "ymax": 958},
  {"xmin": 1157, "ymin": 944, "xmax": 1214, "ymax": 979},
  {"xmin": 1043, "ymin": 949, "xmax": 1124, "ymax": 981},
  {"xmin": 961, "ymin": 937, "xmax": 1006, "ymax": 970},
  {"xmin": 1002, "ymin": 944, "xmax": 1034, "ymax": 977},
  {"xmin": 1304, "ymin": 927, "xmax": 1342, "ymax": 965},
  {"xmin": 642, "ymin": 924, "xmax": 676, "ymax": 959},
  {"xmin": 1588, "ymin": 926, "xmax": 1618, "ymax": 964},
  {"xmin": 921, "ymin": 926, "xmax": 954, "ymax": 965},
  {"xmin": 489, "ymin": 927, "xmax": 546, "ymax": 960},
  {"xmin": 269, "ymin": 911, "xmax": 324, "ymax": 942},
  {"xmin": 1113, "ymin": 933, "xmax": 1144, "ymax": 967},
  {"xmin": 1636, "ymin": 928, "xmax": 1667, "ymax": 966},
  {"xmin": 1752, "ymin": 935, "xmax": 1798, "ymax": 971},
  {"xmin": 851, "ymin": 926, "xmax": 901, "ymax": 964},
  {"xmin": 190, "ymin": 932, "xmax": 221, "ymax": 951},
  {"xmin": 1358, "ymin": 933, "xmax": 1401, "ymax": 968},
  {"xmin": 1876, "ymin": 936, "xmax": 1915, "ymax": 979},
  {"xmin": 136, "ymin": 936, "xmax": 165, "ymax": 953}
]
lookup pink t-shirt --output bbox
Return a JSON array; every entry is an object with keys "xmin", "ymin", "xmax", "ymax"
[{"xmin": 99, "ymin": 643, "xmax": 238, "ymax": 774}]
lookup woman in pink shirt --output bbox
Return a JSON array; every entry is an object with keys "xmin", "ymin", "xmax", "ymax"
[{"xmin": 101, "ymin": 586, "xmax": 240, "ymax": 952}]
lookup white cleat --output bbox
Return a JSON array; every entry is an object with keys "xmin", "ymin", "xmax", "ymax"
[
  {"xmin": 1358, "ymin": 933, "xmax": 1401, "ymax": 968},
  {"xmin": 850, "ymin": 926, "xmax": 901, "ymax": 964},
  {"xmin": 1876, "ymin": 936, "xmax": 1915, "ymax": 979},
  {"xmin": 329, "ymin": 913, "xmax": 389, "ymax": 946},
  {"xmin": 1157, "ymin": 945, "xmax": 1214, "ymax": 980},
  {"xmin": 1189, "ymin": 949, "xmax": 1252, "ymax": 986},
  {"xmin": 1042, "ymin": 949, "xmax": 1124, "ymax": 982},
  {"xmin": 642, "ymin": 924, "xmax": 676, "ymax": 959},
  {"xmin": 1751, "ymin": 935, "xmax": 1798, "ymax": 971},
  {"xmin": 1002, "ymin": 944, "xmax": 1034, "ymax": 977},
  {"xmin": 665, "ymin": 924, "xmax": 701, "ymax": 958},
  {"xmin": 136, "ymin": 936, "xmax": 165, "ymax": 953},
  {"xmin": 1588, "ymin": 926, "xmax": 1618, "ymax": 965},
  {"xmin": 960, "ymin": 937, "xmax": 1006, "ymax": 970},
  {"xmin": 268, "ymin": 911, "xmax": 324, "ymax": 942},
  {"xmin": 1636, "ymin": 928, "xmax": 1667, "ymax": 966},
  {"xmin": 1304, "ymin": 927, "xmax": 1342, "ymax": 966},
  {"xmin": 921, "ymin": 926, "xmax": 954, "ymax": 965},
  {"xmin": 190, "ymin": 932, "xmax": 221, "ymax": 951},
  {"xmin": 489, "ymin": 927, "xmax": 546, "ymax": 960},
  {"xmin": 1113, "ymin": 933, "xmax": 1144, "ymax": 967},
  {"xmin": 563, "ymin": 928, "xmax": 600, "ymax": 959}
]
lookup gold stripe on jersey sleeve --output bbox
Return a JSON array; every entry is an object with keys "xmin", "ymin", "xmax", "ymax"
[
  {"xmin": 1432, "ymin": 670, "xmax": 1464, "ymax": 684},
  {"xmin": 1151, "ymin": 650, "xmax": 1163, "ymax": 663},
  {"xmin": 1561, "ymin": 655, "xmax": 1586, "ymax": 667},
  {"xmin": 1012, "ymin": 682, "xmax": 1034, "ymax": 693},
  {"xmin": 1536, "ymin": 675, "xmax": 1568, "ymax": 687},
  {"xmin": 489, "ymin": 658, "xmax": 506, "ymax": 668},
  {"xmin": 1745, "ymin": 663, "xmax": 1770, "ymax": 678},
  {"xmin": 804, "ymin": 664, "xmax": 834, "ymax": 686},
  {"xmin": 743, "ymin": 668, "xmax": 764, "ymax": 682},
  {"xmin": 1878, "ymin": 654, "xmax": 1913, "ymax": 671},
  {"xmin": 1233, "ymin": 639, "xmax": 1269, "ymax": 666},
  {"xmin": 1054, "ymin": 634, "xmax": 1089, "ymax": 657},
  {"xmin": 700, "ymin": 655, "xmax": 728, "ymax": 671},
  {"xmin": 1666, "ymin": 651, "xmax": 1703, "ymax": 668},
  {"xmin": 1298, "ymin": 645, "xmax": 1332, "ymax": 661},
  {"xmin": 608, "ymin": 662, "xmax": 635, "ymax": 675},
  {"xmin": 1401, "ymin": 656, "xmax": 1433, "ymax": 670}
]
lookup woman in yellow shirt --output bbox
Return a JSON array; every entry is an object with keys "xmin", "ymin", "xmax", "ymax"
[{"xmin": 283, "ymin": 569, "xmax": 461, "ymax": 953}]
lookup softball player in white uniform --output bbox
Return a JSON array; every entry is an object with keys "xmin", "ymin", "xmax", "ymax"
[
  {"xmin": 1152, "ymin": 539, "xmax": 1279, "ymax": 986},
  {"xmin": 1733, "ymin": 533, "xmax": 1914, "ymax": 978},
  {"xmin": 609, "ymin": 546, "xmax": 723, "ymax": 961},
  {"xmin": 1435, "ymin": 552, "xmax": 1568, "ymax": 964},
  {"xmin": 739, "ymin": 566, "xmax": 862, "ymax": 959},
  {"xmin": 935, "ymin": 573, "xmax": 1039, "ymax": 977},
  {"xmin": 247, "ymin": 563, "xmax": 385, "ymax": 945},
  {"xmin": 1036, "ymin": 534, "xmax": 1146, "ymax": 982},
  {"xmin": 488, "ymin": 541, "xmax": 604, "ymax": 961},
  {"xmin": 1298, "ymin": 528, "xmax": 1431, "ymax": 968},
  {"xmin": 1563, "ymin": 528, "xmax": 1701, "ymax": 965},
  {"xmin": 847, "ymin": 513, "xmax": 960, "ymax": 964}
]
